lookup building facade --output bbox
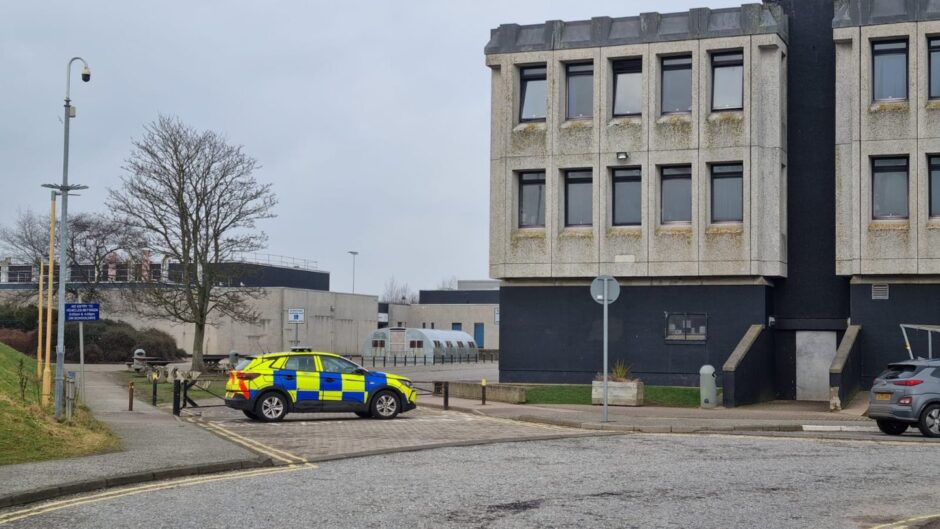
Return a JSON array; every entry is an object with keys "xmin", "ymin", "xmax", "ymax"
[{"xmin": 486, "ymin": 0, "xmax": 940, "ymax": 404}]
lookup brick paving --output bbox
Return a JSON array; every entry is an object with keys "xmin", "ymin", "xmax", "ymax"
[{"xmin": 188, "ymin": 405, "xmax": 598, "ymax": 461}]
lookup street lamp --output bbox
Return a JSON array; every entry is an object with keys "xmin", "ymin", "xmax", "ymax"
[
  {"xmin": 50, "ymin": 56, "xmax": 91, "ymax": 420},
  {"xmin": 347, "ymin": 250, "xmax": 358, "ymax": 293}
]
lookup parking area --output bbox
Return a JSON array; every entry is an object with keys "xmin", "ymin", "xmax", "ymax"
[{"xmin": 185, "ymin": 403, "xmax": 600, "ymax": 462}]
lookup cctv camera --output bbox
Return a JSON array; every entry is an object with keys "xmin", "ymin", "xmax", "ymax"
[{"xmin": 81, "ymin": 67, "xmax": 91, "ymax": 82}]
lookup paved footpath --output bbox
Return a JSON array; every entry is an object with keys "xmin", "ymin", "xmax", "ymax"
[{"xmin": 0, "ymin": 368, "xmax": 260, "ymax": 508}]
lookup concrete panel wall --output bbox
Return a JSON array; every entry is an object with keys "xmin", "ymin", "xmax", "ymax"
[
  {"xmin": 488, "ymin": 32, "xmax": 788, "ymax": 280},
  {"xmin": 378, "ymin": 303, "xmax": 500, "ymax": 350},
  {"xmin": 110, "ymin": 288, "xmax": 377, "ymax": 356},
  {"xmin": 834, "ymin": 19, "xmax": 940, "ymax": 276}
]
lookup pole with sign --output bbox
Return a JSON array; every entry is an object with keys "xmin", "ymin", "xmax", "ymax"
[
  {"xmin": 65, "ymin": 303, "xmax": 100, "ymax": 400},
  {"xmin": 590, "ymin": 275, "xmax": 620, "ymax": 423},
  {"xmin": 287, "ymin": 308, "xmax": 305, "ymax": 347}
]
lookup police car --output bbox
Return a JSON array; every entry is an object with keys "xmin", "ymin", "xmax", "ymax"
[{"xmin": 225, "ymin": 351, "xmax": 417, "ymax": 422}]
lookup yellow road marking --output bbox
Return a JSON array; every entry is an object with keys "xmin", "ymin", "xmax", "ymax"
[
  {"xmin": 184, "ymin": 416, "xmax": 307, "ymax": 464},
  {"xmin": 871, "ymin": 513, "xmax": 940, "ymax": 529},
  {"xmin": 0, "ymin": 464, "xmax": 313, "ymax": 525}
]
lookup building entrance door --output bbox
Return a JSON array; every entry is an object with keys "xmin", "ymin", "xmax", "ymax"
[
  {"xmin": 474, "ymin": 323, "xmax": 484, "ymax": 348},
  {"xmin": 795, "ymin": 331, "xmax": 837, "ymax": 401}
]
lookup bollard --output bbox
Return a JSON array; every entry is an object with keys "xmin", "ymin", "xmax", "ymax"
[
  {"xmin": 372, "ymin": 356, "xmax": 375, "ymax": 368},
  {"xmin": 394, "ymin": 356, "xmax": 397, "ymax": 367},
  {"xmin": 172, "ymin": 380, "xmax": 181, "ymax": 416},
  {"xmin": 128, "ymin": 381, "xmax": 134, "ymax": 411},
  {"xmin": 424, "ymin": 355, "xmax": 427, "ymax": 366},
  {"xmin": 152, "ymin": 379, "xmax": 158, "ymax": 406},
  {"xmin": 383, "ymin": 356, "xmax": 386, "ymax": 367},
  {"xmin": 443, "ymin": 381, "xmax": 449, "ymax": 410},
  {"xmin": 481, "ymin": 378, "xmax": 487, "ymax": 406}
]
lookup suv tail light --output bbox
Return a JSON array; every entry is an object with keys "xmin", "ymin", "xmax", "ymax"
[
  {"xmin": 236, "ymin": 372, "xmax": 260, "ymax": 381},
  {"xmin": 892, "ymin": 379, "xmax": 923, "ymax": 386},
  {"xmin": 898, "ymin": 396, "xmax": 913, "ymax": 406}
]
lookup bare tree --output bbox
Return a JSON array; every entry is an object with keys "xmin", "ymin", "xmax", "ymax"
[
  {"xmin": 436, "ymin": 275, "xmax": 458, "ymax": 290},
  {"xmin": 107, "ymin": 116, "xmax": 277, "ymax": 371},
  {"xmin": 380, "ymin": 276, "xmax": 418, "ymax": 304},
  {"xmin": 0, "ymin": 210, "xmax": 135, "ymax": 305}
]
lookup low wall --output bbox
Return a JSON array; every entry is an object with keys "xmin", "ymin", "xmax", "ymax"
[
  {"xmin": 829, "ymin": 325, "xmax": 862, "ymax": 411},
  {"xmin": 434, "ymin": 382, "xmax": 527, "ymax": 404},
  {"xmin": 722, "ymin": 324, "xmax": 775, "ymax": 408}
]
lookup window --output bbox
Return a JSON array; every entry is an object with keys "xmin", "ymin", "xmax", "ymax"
[
  {"xmin": 566, "ymin": 62, "xmax": 593, "ymax": 119},
  {"xmin": 318, "ymin": 355, "xmax": 360, "ymax": 374},
  {"xmin": 661, "ymin": 55, "xmax": 692, "ymax": 114},
  {"xmin": 431, "ymin": 322, "xmax": 435, "ymax": 329},
  {"xmin": 371, "ymin": 339, "xmax": 385, "ymax": 348},
  {"xmin": 931, "ymin": 37, "xmax": 940, "ymax": 99},
  {"xmin": 872, "ymin": 40, "xmax": 908, "ymax": 101},
  {"xmin": 457, "ymin": 341, "xmax": 465, "ymax": 348},
  {"xmin": 612, "ymin": 58, "xmax": 642, "ymax": 116},
  {"xmin": 519, "ymin": 65, "xmax": 547, "ymax": 122},
  {"xmin": 433, "ymin": 340, "xmax": 441, "ymax": 348},
  {"xmin": 445, "ymin": 341, "xmax": 453, "ymax": 348},
  {"xmin": 518, "ymin": 171, "xmax": 545, "ymax": 228},
  {"xmin": 711, "ymin": 163, "xmax": 743, "ymax": 223},
  {"xmin": 409, "ymin": 340, "xmax": 424, "ymax": 349},
  {"xmin": 469, "ymin": 341, "xmax": 476, "ymax": 348},
  {"xmin": 872, "ymin": 157, "xmax": 908, "ymax": 219},
  {"xmin": 711, "ymin": 51, "xmax": 743, "ymax": 111},
  {"xmin": 930, "ymin": 155, "xmax": 940, "ymax": 218},
  {"xmin": 665, "ymin": 313, "xmax": 707, "ymax": 342},
  {"xmin": 565, "ymin": 170, "xmax": 593, "ymax": 226},
  {"xmin": 661, "ymin": 166, "xmax": 692, "ymax": 224},
  {"xmin": 452, "ymin": 322, "xmax": 462, "ymax": 331},
  {"xmin": 284, "ymin": 355, "xmax": 316, "ymax": 372},
  {"xmin": 612, "ymin": 168, "xmax": 641, "ymax": 226}
]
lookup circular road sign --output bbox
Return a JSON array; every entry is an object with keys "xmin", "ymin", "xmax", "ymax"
[{"xmin": 590, "ymin": 275, "xmax": 620, "ymax": 305}]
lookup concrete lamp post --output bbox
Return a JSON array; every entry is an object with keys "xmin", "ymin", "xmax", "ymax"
[
  {"xmin": 348, "ymin": 250, "xmax": 358, "ymax": 293},
  {"xmin": 44, "ymin": 56, "xmax": 91, "ymax": 420}
]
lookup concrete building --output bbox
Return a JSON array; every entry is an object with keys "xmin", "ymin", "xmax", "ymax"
[
  {"xmin": 0, "ymin": 256, "xmax": 378, "ymax": 356},
  {"xmin": 377, "ymin": 280, "xmax": 500, "ymax": 349},
  {"xmin": 486, "ymin": 1, "xmax": 940, "ymax": 406}
]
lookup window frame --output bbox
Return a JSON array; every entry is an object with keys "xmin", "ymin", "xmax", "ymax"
[
  {"xmin": 565, "ymin": 62, "xmax": 594, "ymax": 120},
  {"xmin": 518, "ymin": 171, "xmax": 546, "ymax": 228},
  {"xmin": 660, "ymin": 165, "xmax": 693, "ymax": 225},
  {"xmin": 660, "ymin": 55, "xmax": 693, "ymax": 115},
  {"xmin": 710, "ymin": 50, "xmax": 744, "ymax": 112},
  {"xmin": 871, "ymin": 156, "xmax": 910, "ymax": 220},
  {"xmin": 930, "ymin": 37, "xmax": 940, "ymax": 100},
  {"xmin": 611, "ymin": 167, "xmax": 642, "ymax": 226},
  {"xmin": 664, "ymin": 312, "xmax": 708, "ymax": 343},
  {"xmin": 564, "ymin": 169, "xmax": 593, "ymax": 227},
  {"xmin": 930, "ymin": 155, "xmax": 940, "ymax": 218},
  {"xmin": 710, "ymin": 162, "xmax": 744, "ymax": 223},
  {"xmin": 612, "ymin": 58, "xmax": 642, "ymax": 117},
  {"xmin": 871, "ymin": 39, "xmax": 909, "ymax": 102},
  {"xmin": 519, "ymin": 65, "xmax": 547, "ymax": 123}
]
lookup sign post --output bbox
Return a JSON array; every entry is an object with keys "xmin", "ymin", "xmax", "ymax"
[
  {"xmin": 65, "ymin": 303, "xmax": 100, "ymax": 400},
  {"xmin": 590, "ymin": 276, "xmax": 620, "ymax": 423},
  {"xmin": 287, "ymin": 308, "xmax": 305, "ymax": 347}
]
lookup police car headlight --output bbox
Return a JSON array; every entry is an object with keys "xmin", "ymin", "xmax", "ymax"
[{"xmin": 401, "ymin": 380, "xmax": 413, "ymax": 388}]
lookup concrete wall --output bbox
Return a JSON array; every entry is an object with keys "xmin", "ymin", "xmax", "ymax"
[
  {"xmin": 112, "ymin": 287, "xmax": 377, "ymax": 356},
  {"xmin": 834, "ymin": 18, "xmax": 940, "ymax": 275},
  {"xmin": 487, "ymin": 9, "xmax": 788, "ymax": 280}
]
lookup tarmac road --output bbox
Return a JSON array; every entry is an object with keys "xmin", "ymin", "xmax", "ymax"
[{"xmin": 3, "ymin": 433, "xmax": 939, "ymax": 529}]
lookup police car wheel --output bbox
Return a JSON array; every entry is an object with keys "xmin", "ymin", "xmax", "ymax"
[
  {"xmin": 354, "ymin": 411, "xmax": 371, "ymax": 419},
  {"xmin": 256, "ymin": 393, "xmax": 288, "ymax": 422},
  {"xmin": 371, "ymin": 391, "xmax": 400, "ymax": 420},
  {"xmin": 242, "ymin": 410, "xmax": 260, "ymax": 421}
]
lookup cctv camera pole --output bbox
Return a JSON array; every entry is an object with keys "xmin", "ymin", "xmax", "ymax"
[{"xmin": 52, "ymin": 57, "xmax": 91, "ymax": 420}]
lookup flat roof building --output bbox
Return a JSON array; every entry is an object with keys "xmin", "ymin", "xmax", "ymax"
[{"xmin": 486, "ymin": 0, "xmax": 940, "ymax": 406}]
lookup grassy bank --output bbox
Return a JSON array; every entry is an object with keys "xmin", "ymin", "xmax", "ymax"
[
  {"xmin": 0, "ymin": 342, "xmax": 119, "ymax": 466},
  {"xmin": 524, "ymin": 384, "xmax": 708, "ymax": 408},
  {"xmin": 113, "ymin": 370, "xmax": 224, "ymax": 405}
]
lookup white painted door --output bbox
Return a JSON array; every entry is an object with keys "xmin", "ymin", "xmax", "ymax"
[{"xmin": 795, "ymin": 331, "xmax": 838, "ymax": 401}]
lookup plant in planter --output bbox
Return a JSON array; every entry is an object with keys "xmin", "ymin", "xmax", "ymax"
[{"xmin": 592, "ymin": 360, "xmax": 644, "ymax": 406}]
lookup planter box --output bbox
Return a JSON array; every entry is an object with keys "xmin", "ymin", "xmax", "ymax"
[{"xmin": 592, "ymin": 380, "xmax": 644, "ymax": 406}]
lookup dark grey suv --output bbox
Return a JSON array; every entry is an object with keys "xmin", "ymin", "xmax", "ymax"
[{"xmin": 868, "ymin": 359, "xmax": 940, "ymax": 437}]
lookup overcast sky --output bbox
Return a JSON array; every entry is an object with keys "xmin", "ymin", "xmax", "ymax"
[{"xmin": 1, "ymin": 0, "xmax": 740, "ymax": 297}]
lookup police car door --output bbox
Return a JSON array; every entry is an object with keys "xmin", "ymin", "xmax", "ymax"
[
  {"xmin": 282, "ymin": 354, "xmax": 321, "ymax": 411},
  {"xmin": 316, "ymin": 355, "xmax": 367, "ymax": 412}
]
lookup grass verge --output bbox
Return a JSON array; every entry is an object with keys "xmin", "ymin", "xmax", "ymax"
[
  {"xmin": 113, "ymin": 370, "xmax": 225, "ymax": 405},
  {"xmin": 523, "ymin": 384, "xmax": 711, "ymax": 408},
  {"xmin": 0, "ymin": 342, "xmax": 120, "ymax": 466}
]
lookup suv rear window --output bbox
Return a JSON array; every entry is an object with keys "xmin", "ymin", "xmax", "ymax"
[{"xmin": 878, "ymin": 365, "xmax": 921, "ymax": 380}]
